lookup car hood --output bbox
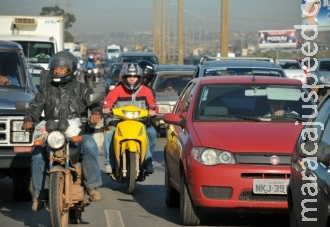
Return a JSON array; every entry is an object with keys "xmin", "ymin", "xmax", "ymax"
[
  {"xmin": 0, "ymin": 88, "xmax": 34, "ymax": 110},
  {"xmin": 156, "ymin": 92, "xmax": 179, "ymax": 103},
  {"xmin": 192, "ymin": 122, "xmax": 303, "ymax": 153}
]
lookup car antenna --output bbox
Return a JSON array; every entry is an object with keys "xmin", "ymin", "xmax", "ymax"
[{"xmin": 250, "ymin": 54, "xmax": 256, "ymax": 82}]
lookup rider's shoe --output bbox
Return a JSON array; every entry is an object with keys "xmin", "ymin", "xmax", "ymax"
[
  {"xmin": 32, "ymin": 198, "xmax": 45, "ymax": 211},
  {"xmin": 104, "ymin": 165, "xmax": 112, "ymax": 174},
  {"xmin": 145, "ymin": 165, "xmax": 154, "ymax": 174},
  {"xmin": 88, "ymin": 188, "xmax": 103, "ymax": 202}
]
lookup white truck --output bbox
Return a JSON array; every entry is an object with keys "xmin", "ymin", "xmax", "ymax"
[
  {"xmin": 105, "ymin": 44, "xmax": 123, "ymax": 60},
  {"xmin": 0, "ymin": 15, "xmax": 65, "ymax": 70}
]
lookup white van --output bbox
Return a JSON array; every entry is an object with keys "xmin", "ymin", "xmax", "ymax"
[{"xmin": 106, "ymin": 44, "xmax": 122, "ymax": 59}]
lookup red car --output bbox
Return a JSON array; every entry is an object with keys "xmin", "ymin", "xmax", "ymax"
[{"xmin": 163, "ymin": 76, "xmax": 316, "ymax": 225}]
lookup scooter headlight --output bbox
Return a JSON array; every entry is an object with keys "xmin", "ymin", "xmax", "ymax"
[
  {"xmin": 47, "ymin": 131, "xmax": 65, "ymax": 149},
  {"xmin": 122, "ymin": 110, "xmax": 140, "ymax": 119}
]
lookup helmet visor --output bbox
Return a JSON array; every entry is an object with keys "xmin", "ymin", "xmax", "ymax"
[{"xmin": 49, "ymin": 59, "xmax": 73, "ymax": 70}]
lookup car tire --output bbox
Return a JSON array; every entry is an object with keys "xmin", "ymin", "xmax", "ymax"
[
  {"xmin": 290, "ymin": 205, "xmax": 298, "ymax": 227},
  {"xmin": 12, "ymin": 168, "xmax": 33, "ymax": 201},
  {"xmin": 165, "ymin": 163, "xmax": 180, "ymax": 207},
  {"xmin": 180, "ymin": 175, "xmax": 200, "ymax": 226}
]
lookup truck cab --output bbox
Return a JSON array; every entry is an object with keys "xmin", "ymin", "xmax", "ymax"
[{"xmin": 0, "ymin": 40, "xmax": 37, "ymax": 201}]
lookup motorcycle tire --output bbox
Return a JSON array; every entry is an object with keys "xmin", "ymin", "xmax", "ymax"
[
  {"xmin": 49, "ymin": 172, "xmax": 69, "ymax": 227},
  {"xmin": 126, "ymin": 152, "xmax": 137, "ymax": 194}
]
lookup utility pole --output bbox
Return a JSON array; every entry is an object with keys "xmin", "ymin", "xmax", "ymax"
[
  {"xmin": 220, "ymin": 0, "xmax": 228, "ymax": 58},
  {"xmin": 177, "ymin": 0, "xmax": 183, "ymax": 64},
  {"xmin": 161, "ymin": 0, "xmax": 166, "ymax": 64},
  {"xmin": 153, "ymin": 0, "xmax": 159, "ymax": 56}
]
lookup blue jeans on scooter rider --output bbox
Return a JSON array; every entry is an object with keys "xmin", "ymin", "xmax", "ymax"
[{"xmin": 102, "ymin": 63, "xmax": 158, "ymax": 174}]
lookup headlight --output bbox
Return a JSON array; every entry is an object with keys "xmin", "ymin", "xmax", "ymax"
[
  {"xmin": 192, "ymin": 147, "xmax": 235, "ymax": 165},
  {"xmin": 47, "ymin": 131, "xmax": 65, "ymax": 149},
  {"xmin": 158, "ymin": 104, "xmax": 171, "ymax": 113},
  {"xmin": 12, "ymin": 132, "xmax": 30, "ymax": 142},
  {"xmin": 12, "ymin": 121, "xmax": 24, "ymax": 131},
  {"xmin": 122, "ymin": 110, "xmax": 140, "ymax": 119},
  {"xmin": 87, "ymin": 69, "xmax": 92, "ymax": 73}
]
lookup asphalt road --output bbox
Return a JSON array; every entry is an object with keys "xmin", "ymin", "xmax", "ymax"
[{"xmin": 0, "ymin": 74, "xmax": 291, "ymax": 227}]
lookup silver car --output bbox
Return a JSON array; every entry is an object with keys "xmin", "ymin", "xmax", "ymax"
[
  {"xmin": 278, "ymin": 59, "xmax": 306, "ymax": 84},
  {"xmin": 151, "ymin": 70, "xmax": 194, "ymax": 136}
]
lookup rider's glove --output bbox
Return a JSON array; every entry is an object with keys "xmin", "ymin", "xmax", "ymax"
[
  {"xmin": 22, "ymin": 120, "xmax": 34, "ymax": 131},
  {"xmin": 90, "ymin": 112, "xmax": 101, "ymax": 124}
]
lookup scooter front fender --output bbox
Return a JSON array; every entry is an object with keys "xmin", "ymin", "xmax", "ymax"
[{"xmin": 49, "ymin": 165, "xmax": 66, "ymax": 174}]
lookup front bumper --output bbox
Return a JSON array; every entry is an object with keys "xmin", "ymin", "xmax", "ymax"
[
  {"xmin": 0, "ymin": 150, "xmax": 32, "ymax": 169},
  {"xmin": 185, "ymin": 161, "xmax": 290, "ymax": 210}
]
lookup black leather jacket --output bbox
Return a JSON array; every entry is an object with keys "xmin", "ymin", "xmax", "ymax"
[{"xmin": 25, "ymin": 79, "xmax": 102, "ymax": 132}]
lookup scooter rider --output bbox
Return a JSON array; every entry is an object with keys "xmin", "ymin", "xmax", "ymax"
[
  {"xmin": 22, "ymin": 51, "xmax": 103, "ymax": 211},
  {"xmin": 83, "ymin": 54, "xmax": 97, "ymax": 87},
  {"xmin": 102, "ymin": 63, "xmax": 157, "ymax": 175},
  {"xmin": 137, "ymin": 60, "xmax": 157, "ymax": 172}
]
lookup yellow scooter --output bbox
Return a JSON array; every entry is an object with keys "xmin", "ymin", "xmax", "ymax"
[{"xmin": 104, "ymin": 105, "xmax": 149, "ymax": 194}]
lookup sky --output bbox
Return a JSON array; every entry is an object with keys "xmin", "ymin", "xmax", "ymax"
[{"xmin": 0, "ymin": 0, "xmax": 302, "ymax": 34}]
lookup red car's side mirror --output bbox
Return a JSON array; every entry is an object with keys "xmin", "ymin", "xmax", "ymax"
[{"xmin": 163, "ymin": 113, "xmax": 185, "ymax": 128}]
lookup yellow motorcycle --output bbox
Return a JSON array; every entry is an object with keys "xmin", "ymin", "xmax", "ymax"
[{"xmin": 104, "ymin": 105, "xmax": 149, "ymax": 194}]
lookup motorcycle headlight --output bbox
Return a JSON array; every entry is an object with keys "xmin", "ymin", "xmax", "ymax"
[
  {"xmin": 192, "ymin": 147, "xmax": 235, "ymax": 165},
  {"xmin": 122, "ymin": 110, "xmax": 140, "ymax": 119},
  {"xmin": 47, "ymin": 131, "xmax": 65, "ymax": 149},
  {"xmin": 87, "ymin": 69, "xmax": 92, "ymax": 73}
]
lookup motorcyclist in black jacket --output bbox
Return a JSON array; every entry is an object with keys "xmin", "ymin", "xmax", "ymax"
[{"xmin": 22, "ymin": 51, "xmax": 103, "ymax": 211}]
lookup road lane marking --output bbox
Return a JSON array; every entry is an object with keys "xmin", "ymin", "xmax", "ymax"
[{"xmin": 105, "ymin": 209, "xmax": 125, "ymax": 227}]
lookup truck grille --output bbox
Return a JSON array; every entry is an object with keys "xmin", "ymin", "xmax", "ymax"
[{"xmin": 201, "ymin": 186, "xmax": 232, "ymax": 200}]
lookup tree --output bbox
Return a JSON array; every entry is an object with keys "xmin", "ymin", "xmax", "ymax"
[{"xmin": 40, "ymin": 6, "xmax": 76, "ymax": 42}]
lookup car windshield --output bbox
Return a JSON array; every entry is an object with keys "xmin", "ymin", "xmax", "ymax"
[
  {"xmin": 203, "ymin": 67, "xmax": 285, "ymax": 77},
  {"xmin": 108, "ymin": 64, "xmax": 122, "ymax": 82},
  {"xmin": 0, "ymin": 51, "xmax": 25, "ymax": 87},
  {"xmin": 15, "ymin": 41, "xmax": 54, "ymax": 64},
  {"xmin": 279, "ymin": 61, "xmax": 302, "ymax": 69},
  {"xmin": 319, "ymin": 61, "xmax": 330, "ymax": 72},
  {"xmin": 120, "ymin": 56, "xmax": 159, "ymax": 64},
  {"xmin": 155, "ymin": 74, "xmax": 193, "ymax": 92},
  {"xmin": 108, "ymin": 49, "xmax": 120, "ymax": 53},
  {"xmin": 194, "ymin": 84, "xmax": 315, "ymax": 122}
]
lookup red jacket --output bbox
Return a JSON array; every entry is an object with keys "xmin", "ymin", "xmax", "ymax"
[{"xmin": 103, "ymin": 84, "xmax": 158, "ymax": 113}]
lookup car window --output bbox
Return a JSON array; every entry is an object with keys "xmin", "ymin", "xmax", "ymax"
[
  {"xmin": 203, "ymin": 68, "xmax": 285, "ymax": 77},
  {"xmin": 320, "ymin": 119, "xmax": 330, "ymax": 145},
  {"xmin": 173, "ymin": 82, "xmax": 194, "ymax": 114},
  {"xmin": 0, "ymin": 51, "xmax": 23, "ymax": 87},
  {"xmin": 194, "ymin": 84, "xmax": 315, "ymax": 122},
  {"xmin": 279, "ymin": 61, "xmax": 302, "ymax": 69},
  {"xmin": 318, "ymin": 61, "xmax": 330, "ymax": 72},
  {"xmin": 155, "ymin": 74, "xmax": 193, "ymax": 92},
  {"xmin": 303, "ymin": 95, "xmax": 330, "ymax": 143}
]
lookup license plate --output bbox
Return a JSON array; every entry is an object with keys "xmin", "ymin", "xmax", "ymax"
[{"xmin": 253, "ymin": 179, "xmax": 289, "ymax": 194}]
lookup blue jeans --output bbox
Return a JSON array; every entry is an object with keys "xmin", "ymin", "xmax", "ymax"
[
  {"xmin": 31, "ymin": 134, "xmax": 102, "ymax": 198},
  {"xmin": 103, "ymin": 124, "xmax": 156, "ymax": 168}
]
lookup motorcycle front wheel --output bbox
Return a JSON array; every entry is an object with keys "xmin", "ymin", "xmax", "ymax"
[
  {"xmin": 49, "ymin": 172, "xmax": 69, "ymax": 227},
  {"xmin": 126, "ymin": 152, "xmax": 137, "ymax": 194}
]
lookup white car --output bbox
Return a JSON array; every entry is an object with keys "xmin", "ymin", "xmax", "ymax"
[{"xmin": 279, "ymin": 59, "xmax": 306, "ymax": 83}]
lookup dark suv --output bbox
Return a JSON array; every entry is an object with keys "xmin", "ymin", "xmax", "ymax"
[
  {"xmin": 288, "ymin": 92, "xmax": 330, "ymax": 227},
  {"xmin": 0, "ymin": 41, "xmax": 37, "ymax": 201},
  {"xmin": 193, "ymin": 56, "xmax": 287, "ymax": 79}
]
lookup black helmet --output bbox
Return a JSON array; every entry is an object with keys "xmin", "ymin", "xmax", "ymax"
[
  {"xmin": 138, "ymin": 60, "xmax": 156, "ymax": 85},
  {"xmin": 49, "ymin": 51, "xmax": 77, "ymax": 84},
  {"xmin": 122, "ymin": 63, "xmax": 143, "ymax": 91},
  {"xmin": 88, "ymin": 54, "xmax": 94, "ymax": 61}
]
